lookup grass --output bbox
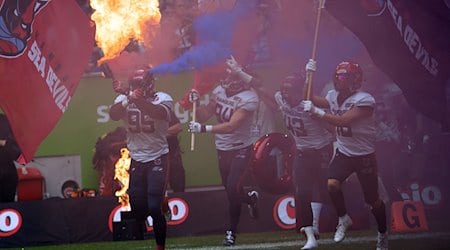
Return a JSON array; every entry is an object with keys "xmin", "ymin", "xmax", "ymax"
[{"xmin": 5, "ymin": 230, "xmax": 450, "ymax": 250}]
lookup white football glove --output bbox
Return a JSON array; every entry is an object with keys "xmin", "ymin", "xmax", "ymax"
[
  {"xmin": 226, "ymin": 55, "xmax": 242, "ymax": 74},
  {"xmin": 188, "ymin": 89, "xmax": 200, "ymax": 103},
  {"xmin": 226, "ymin": 55, "xmax": 253, "ymax": 84},
  {"xmin": 302, "ymin": 100, "xmax": 325, "ymax": 117},
  {"xmin": 188, "ymin": 121, "xmax": 213, "ymax": 133},
  {"xmin": 305, "ymin": 59, "xmax": 317, "ymax": 72}
]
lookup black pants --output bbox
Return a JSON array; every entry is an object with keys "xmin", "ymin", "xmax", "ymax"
[
  {"xmin": 128, "ymin": 154, "xmax": 168, "ymax": 246},
  {"xmin": 0, "ymin": 162, "xmax": 18, "ymax": 202},
  {"xmin": 217, "ymin": 145, "xmax": 253, "ymax": 232},
  {"xmin": 293, "ymin": 144, "xmax": 332, "ymax": 229}
]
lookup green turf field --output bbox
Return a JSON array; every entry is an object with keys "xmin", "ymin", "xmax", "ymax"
[{"xmin": 6, "ymin": 230, "xmax": 450, "ymax": 250}]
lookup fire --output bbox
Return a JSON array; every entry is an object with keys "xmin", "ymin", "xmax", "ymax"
[
  {"xmin": 90, "ymin": 0, "xmax": 161, "ymax": 63},
  {"xmin": 114, "ymin": 148, "xmax": 131, "ymax": 208}
]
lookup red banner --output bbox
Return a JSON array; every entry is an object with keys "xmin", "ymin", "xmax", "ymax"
[{"xmin": 0, "ymin": 0, "xmax": 95, "ymax": 162}]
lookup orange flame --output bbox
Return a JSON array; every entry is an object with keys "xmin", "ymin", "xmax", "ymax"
[
  {"xmin": 90, "ymin": 0, "xmax": 161, "ymax": 63},
  {"xmin": 114, "ymin": 148, "xmax": 131, "ymax": 208}
]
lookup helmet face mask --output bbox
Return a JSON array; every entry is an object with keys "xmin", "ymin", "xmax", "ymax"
[
  {"xmin": 280, "ymin": 75, "xmax": 303, "ymax": 105},
  {"xmin": 333, "ymin": 61, "xmax": 363, "ymax": 94},
  {"xmin": 129, "ymin": 69, "xmax": 155, "ymax": 96},
  {"xmin": 220, "ymin": 74, "xmax": 246, "ymax": 95}
]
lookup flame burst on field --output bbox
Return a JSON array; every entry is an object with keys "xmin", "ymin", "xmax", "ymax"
[
  {"xmin": 90, "ymin": 0, "xmax": 161, "ymax": 63},
  {"xmin": 114, "ymin": 148, "xmax": 131, "ymax": 209}
]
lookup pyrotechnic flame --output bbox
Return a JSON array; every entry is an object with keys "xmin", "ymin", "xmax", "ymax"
[
  {"xmin": 90, "ymin": 0, "xmax": 161, "ymax": 63},
  {"xmin": 114, "ymin": 148, "xmax": 131, "ymax": 208}
]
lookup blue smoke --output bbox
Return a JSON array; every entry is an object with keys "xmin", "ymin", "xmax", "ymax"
[{"xmin": 151, "ymin": 0, "xmax": 258, "ymax": 74}]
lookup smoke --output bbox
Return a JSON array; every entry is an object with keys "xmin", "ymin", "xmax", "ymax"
[{"xmin": 151, "ymin": 0, "xmax": 258, "ymax": 74}]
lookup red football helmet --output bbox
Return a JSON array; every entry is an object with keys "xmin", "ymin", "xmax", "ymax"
[
  {"xmin": 128, "ymin": 68, "xmax": 155, "ymax": 96},
  {"xmin": 220, "ymin": 73, "xmax": 249, "ymax": 96},
  {"xmin": 333, "ymin": 61, "xmax": 363, "ymax": 93},
  {"xmin": 250, "ymin": 133, "xmax": 296, "ymax": 195}
]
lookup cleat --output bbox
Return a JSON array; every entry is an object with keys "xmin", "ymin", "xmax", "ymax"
[
  {"xmin": 376, "ymin": 231, "xmax": 388, "ymax": 250},
  {"xmin": 300, "ymin": 226, "xmax": 318, "ymax": 249},
  {"xmin": 223, "ymin": 230, "xmax": 236, "ymax": 246},
  {"xmin": 247, "ymin": 191, "xmax": 259, "ymax": 219},
  {"xmin": 334, "ymin": 214, "xmax": 353, "ymax": 242}
]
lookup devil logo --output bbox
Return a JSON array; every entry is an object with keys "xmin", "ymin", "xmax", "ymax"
[{"xmin": 0, "ymin": 0, "xmax": 49, "ymax": 58}]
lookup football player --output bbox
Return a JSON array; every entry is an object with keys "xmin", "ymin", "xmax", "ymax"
[
  {"xmin": 254, "ymin": 73, "xmax": 334, "ymax": 249},
  {"xmin": 188, "ymin": 57, "xmax": 260, "ymax": 246},
  {"xmin": 109, "ymin": 68, "xmax": 173, "ymax": 250},
  {"xmin": 303, "ymin": 60, "xmax": 388, "ymax": 250}
]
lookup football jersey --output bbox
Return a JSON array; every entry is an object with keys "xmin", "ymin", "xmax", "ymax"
[
  {"xmin": 114, "ymin": 92, "xmax": 173, "ymax": 162},
  {"xmin": 275, "ymin": 91, "xmax": 333, "ymax": 150},
  {"xmin": 212, "ymin": 86, "xmax": 259, "ymax": 151},
  {"xmin": 325, "ymin": 89, "xmax": 376, "ymax": 156}
]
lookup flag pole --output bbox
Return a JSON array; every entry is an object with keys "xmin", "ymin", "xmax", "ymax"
[
  {"xmin": 305, "ymin": 0, "xmax": 325, "ymax": 100},
  {"xmin": 190, "ymin": 101, "xmax": 197, "ymax": 151}
]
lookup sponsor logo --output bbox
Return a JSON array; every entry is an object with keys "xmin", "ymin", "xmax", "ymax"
[
  {"xmin": 273, "ymin": 195, "xmax": 296, "ymax": 229},
  {"xmin": 0, "ymin": 209, "xmax": 22, "ymax": 237}
]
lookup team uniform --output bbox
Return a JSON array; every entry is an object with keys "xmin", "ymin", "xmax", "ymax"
[
  {"xmin": 211, "ymin": 85, "xmax": 259, "ymax": 234},
  {"xmin": 114, "ymin": 91, "xmax": 173, "ymax": 246},
  {"xmin": 325, "ymin": 89, "xmax": 380, "ymax": 205},
  {"xmin": 275, "ymin": 91, "xmax": 334, "ymax": 232}
]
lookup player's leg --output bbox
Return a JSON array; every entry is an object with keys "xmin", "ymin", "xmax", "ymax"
[
  {"xmin": 293, "ymin": 150, "xmax": 317, "ymax": 249},
  {"xmin": 312, "ymin": 143, "xmax": 334, "ymax": 235},
  {"xmin": 357, "ymin": 153, "xmax": 388, "ymax": 250},
  {"xmin": 146, "ymin": 154, "xmax": 169, "ymax": 250},
  {"xmin": 328, "ymin": 150, "xmax": 354, "ymax": 243},
  {"xmin": 217, "ymin": 150, "xmax": 237, "ymax": 246}
]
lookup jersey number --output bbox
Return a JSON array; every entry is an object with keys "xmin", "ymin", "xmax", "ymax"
[
  {"xmin": 216, "ymin": 103, "xmax": 234, "ymax": 123},
  {"xmin": 127, "ymin": 110, "xmax": 155, "ymax": 133},
  {"xmin": 285, "ymin": 116, "xmax": 307, "ymax": 137}
]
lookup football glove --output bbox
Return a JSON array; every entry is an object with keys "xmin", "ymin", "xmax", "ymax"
[
  {"xmin": 112, "ymin": 80, "xmax": 128, "ymax": 94},
  {"xmin": 302, "ymin": 100, "xmax": 325, "ymax": 117},
  {"xmin": 305, "ymin": 59, "xmax": 317, "ymax": 72},
  {"xmin": 188, "ymin": 121, "xmax": 212, "ymax": 133},
  {"xmin": 188, "ymin": 89, "xmax": 200, "ymax": 103},
  {"xmin": 226, "ymin": 55, "xmax": 252, "ymax": 83}
]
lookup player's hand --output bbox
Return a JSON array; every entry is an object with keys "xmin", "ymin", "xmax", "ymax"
[
  {"xmin": 112, "ymin": 80, "xmax": 128, "ymax": 94},
  {"xmin": 305, "ymin": 59, "xmax": 317, "ymax": 72},
  {"xmin": 128, "ymin": 88, "xmax": 144, "ymax": 101},
  {"xmin": 188, "ymin": 121, "xmax": 202, "ymax": 133},
  {"xmin": 189, "ymin": 89, "xmax": 200, "ymax": 103},
  {"xmin": 302, "ymin": 100, "xmax": 325, "ymax": 117},
  {"xmin": 226, "ymin": 55, "xmax": 243, "ymax": 74}
]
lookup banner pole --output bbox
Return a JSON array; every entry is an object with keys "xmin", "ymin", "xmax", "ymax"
[{"xmin": 305, "ymin": 0, "xmax": 325, "ymax": 100}]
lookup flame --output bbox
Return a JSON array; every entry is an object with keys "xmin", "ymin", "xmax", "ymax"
[
  {"xmin": 114, "ymin": 148, "xmax": 131, "ymax": 208},
  {"xmin": 90, "ymin": 0, "xmax": 161, "ymax": 63}
]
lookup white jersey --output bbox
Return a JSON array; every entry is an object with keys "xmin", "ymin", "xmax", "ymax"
[
  {"xmin": 325, "ymin": 89, "xmax": 376, "ymax": 156},
  {"xmin": 114, "ymin": 91, "xmax": 173, "ymax": 162},
  {"xmin": 212, "ymin": 86, "xmax": 259, "ymax": 151},
  {"xmin": 274, "ymin": 91, "xmax": 333, "ymax": 150}
]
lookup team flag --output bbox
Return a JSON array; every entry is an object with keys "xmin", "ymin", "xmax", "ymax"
[
  {"xmin": 326, "ymin": 0, "xmax": 450, "ymax": 129},
  {"xmin": 0, "ymin": 0, "xmax": 95, "ymax": 162}
]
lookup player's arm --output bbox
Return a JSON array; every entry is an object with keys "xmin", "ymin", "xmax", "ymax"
[
  {"xmin": 209, "ymin": 108, "xmax": 251, "ymax": 134},
  {"xmin": 252, "ymin": 86, "xmax": 278, "ymax": 112},
  {"xmin": 110, "ymin": 98, "xmax": 127, "ymax": 121},
  {"xmin": 305, "ymin": 102, "xmax": 373, "ymax": 127},
  {"xmin": 310, "ymin": 95, "xmax": 330, "ymax": 109},
  {"xmin": 195, "ymin": 98, "xmax": 216, "ymax": 123},
  {"xmin": 133, "ymin": 98, "xmax": 171, "ymax": 120}
]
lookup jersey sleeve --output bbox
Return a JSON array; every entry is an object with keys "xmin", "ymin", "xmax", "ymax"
[
  {"xmin": 114, "ymin": 94, "xmax": 127, "ymax": 104},
  {"xmin": 274, "ymin": 91, "xmax": 284, "ymax": 107},
  {"xmin": 356, "ymin": 92, "xmax": 376, "ymax": 108},
  {"xmin": 238, "ymin": 91, "xmax": 259, "ymax": 112}
]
